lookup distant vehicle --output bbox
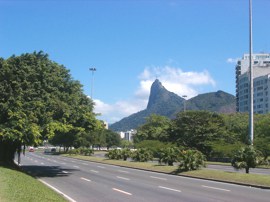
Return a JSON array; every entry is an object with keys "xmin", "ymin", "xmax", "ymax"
[
  {"xmin": 29, "ymin": 147, "xmax": 34, "ymax": 152},
  {"xmin": 51, "ymin": 148, "xmax": 56, "ymax": 153}
]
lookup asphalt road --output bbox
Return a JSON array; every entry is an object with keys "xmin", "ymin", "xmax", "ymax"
[{"xmin": 19, "ymin": 152, "xmax": 270, "ymax": 202}]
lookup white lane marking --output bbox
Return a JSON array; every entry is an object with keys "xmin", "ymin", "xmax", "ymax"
[
  {"xmin": 97, "ymin": 166, "xmax": 105, "ymax": 169},
  {"xmin": 82, "ymin": 163, "xmax": 88, "ymax": 165},
  {"xmin": 158, "ymin": 186, "xmax": 181, "ymax": 193},
  {"xmin": 71, "ymin": 161, "xmax": 76, "ymax": 163},
  {"xmin": 73, "ymin": 165, "xmax": 80, "ymax": 168},
  {"xmin": 118, "ymin": 170, "xmax": 129, "ymax": 173},
  {"xmin": 34, "ymin": 160, "xmax": 38, "ymax": 163},
  {"xmin": 40, "ymin": 162, "xmax": 44, "ymax": 165},
  {"xmin": 112, "ymin": 188, "xmax": 132, "ymax": 196},
  {"xmin": 80, "ymin": 177, "xmax": 91, "ymax": 182},
  {"xmin": 60, "ymin": 162, "xmax": 66, "ymax": 165},
  {"xmin": 150, "ymin": 176, "xmax": 167, "ymax": 181},
  {"xmin": 62, "ymin": 171, "xmax": 69, "ymax": 174},
  {"xmin": 39, "ymin": 179, "xmax": 77, "ymax": 202},
  {"xmin": 202, "ymin": 185, "xmax": 231, "ymax": 192},
  {"xmin": 117, "ymin": 176, "xmax": 130, "ymax": 181},
  {"xmin": 90, "ymin": 170, "xmax": 99, "ymax": 173}
]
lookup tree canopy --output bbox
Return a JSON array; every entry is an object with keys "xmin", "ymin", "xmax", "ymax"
[{"xmin": 0, "ymin": 51, "xmax": 101, "ymax": 162}]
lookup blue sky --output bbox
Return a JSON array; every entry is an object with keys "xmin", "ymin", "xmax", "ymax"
[{"xmin": 1, "ymin": 0, "xmax": 270, "ymax": 123}]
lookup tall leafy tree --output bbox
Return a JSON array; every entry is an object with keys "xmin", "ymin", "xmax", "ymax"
[
  {"xmin": 170, "ymin": 111, "xmax": 227, "ymax": 156},
  {"xmin": 134, "ymin": 114, "xmax": 171, "ymax": 143},
  {"xmin": 0, "ymin": 52, "xmax": 100, "ymax": 162}
]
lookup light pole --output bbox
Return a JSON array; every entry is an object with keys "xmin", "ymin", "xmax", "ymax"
[
  {"xmin": 89, "ymin": 67, "xmax": 96, "ymax": 99},
  {"xmin": 249, "ymin": 0, "xmax": 254, "ymax": 145},
  {"xmin": 182, "ymin": 95, "xmax": 187, "ymax": 112}
]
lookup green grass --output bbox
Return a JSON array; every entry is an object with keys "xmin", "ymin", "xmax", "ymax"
[
  {"xmin": 0, "ymin": 163, "xmax": 67, "ymax": 202},
  {"xmin": 64, "ymin": 154, "xmax": 270, "ymax": 188}
]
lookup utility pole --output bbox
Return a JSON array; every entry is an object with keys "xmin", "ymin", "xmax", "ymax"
[
  {"xmin": 249, "ymin": 0, "xmax": 254, "ymax": 145},
  {"xmin": 89, "ymin": 67, "xmax": 96, "ymax": 99}
]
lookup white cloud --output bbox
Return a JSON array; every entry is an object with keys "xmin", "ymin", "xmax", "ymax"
[
  {"xmin": 94, "ymin": 66, "xmax": 216, "ymax": 124},
  {"xmin": 227, "ymin": 57, "xmax": 240, "ymax": 64}
]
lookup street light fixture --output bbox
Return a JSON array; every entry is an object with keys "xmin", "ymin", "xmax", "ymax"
[{"xmin": 89, "ymin": 67, "xmax": 96, "ymax": 99}]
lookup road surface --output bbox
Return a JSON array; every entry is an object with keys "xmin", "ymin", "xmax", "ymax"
[{"xmin": 19, "ymin": 152, "xmax": 270, "ymax": 202}]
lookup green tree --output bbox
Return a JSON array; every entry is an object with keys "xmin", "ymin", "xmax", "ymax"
[
  {"xmin": 0, "ymin": 52, "xmax": 100, "ymax": 162},
  {"xmin": 170, "ymin": 111, "xmax": 226, "ymax": 156},
  {"xmin": 134, "ymin": 114, "xmax": 171, "ymax": 143},
  {"xmin": 231, "ymin": 146, "xmax": 264, "ymax": 174}
]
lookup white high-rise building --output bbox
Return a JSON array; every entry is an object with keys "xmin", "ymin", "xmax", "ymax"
[{"xmin": 236, "ymin": 53, "xmax": 270, "ymax": 113}]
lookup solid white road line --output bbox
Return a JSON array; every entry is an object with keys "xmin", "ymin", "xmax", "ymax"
[
  {"xmin": 62, "ymin": 171, "xmax": 69, "ymax": 174},
  {"xmin": 73, "ymin": 165, "xmax": 80, "ymax": 168},
  {"xmin": 112, "ymin": 188, "xmax": 132, "ymax": 196},
  {"xmin": 40, "ymin": 162, "xmax": 44, "ymax": 165},
  {"xmin": 82, "ymin": 163, "xmax": 88, "ymax": 165},
  {"xmin": 80, "ymin": 177, "xmax": 91, "ymax": 182},
  {"xmin": 97, "ymin": 166, "xmax": 105, "ymax": 169},
  {"xmin": 201, "ymin": 185, "xmax": 231, "ymax": 192},
  {"xmin": 150, "ymin": 176, "xmax": 167, "ymax": 181},
  {"xmin": 116, "ymin": 176, "xmax": 130, "ymax": 181},
  {"xmin": 39, "ymin": 179, "xmax": 77, "ymax": 202},
  {"xmin": 158, "ymin": 186, "xmax": 182, "ymax": 193}
]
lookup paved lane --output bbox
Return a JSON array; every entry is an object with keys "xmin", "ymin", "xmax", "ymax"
[{"xmin": 19, "ymin": 152, "xmax": 270, "ymax": 202}]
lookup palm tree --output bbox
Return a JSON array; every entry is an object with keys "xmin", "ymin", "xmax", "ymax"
[
  {"xmin": 178, "ymin": 150, "xmax": 206, "ymax": 171},
  {"xmin": 158, "ymin": 147, "xmax": 180, "ymax": 166},
  {"xmin": 231, "ymin": 146, "xmax": 264, "ymax": 173}
]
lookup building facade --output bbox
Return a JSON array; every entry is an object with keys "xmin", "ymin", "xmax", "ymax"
[{"xmin": 236, "ymin": 53, "xmax": 270, "ymax": 113}]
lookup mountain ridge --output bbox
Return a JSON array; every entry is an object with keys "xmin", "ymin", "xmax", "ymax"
[{"xmin": 109, "ymin": 79, "xmax": 236, "ymax": 131}]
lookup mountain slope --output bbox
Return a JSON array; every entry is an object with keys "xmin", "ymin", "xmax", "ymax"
[{"xmin": 109, "ymin": 79, "xmax": 236, "ymax": 131}]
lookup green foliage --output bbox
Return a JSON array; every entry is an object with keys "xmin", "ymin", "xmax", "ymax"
[
  {"xmin": 134, "ymin": 114, "xmax": 171, "ymax": 143},
  {"xmin": 231, "ymin": 146, "xmax": 264, "ymax": 173},
  {"xmin": 178, "ymin": 149, "xmax": 206, "ymax": 171},
  {"xmin": 210, "ymin": 140, "xmax": 245, "ymax": 158},
  {"xmin": 68, "ymin": 148, "xmax": 94, "ymax": 156},
  {"xmin": 158, "ymin": 147, "xmax": 180, "ymax": 166},
  {"xmin": 170, "ymin": 111, "xmax": 226, "ymax": 156},
  {"xmin": 135, "ymin": 140, "xmax": 174, "ymax": 158},
  {"xmin": 120, "ymin": 140, "xmax": 134, "ymax": 149},
  {"xmin": 0, "ymin": 52, "xmax": 100, "ymax": 162},
  {"xmin": 254, "ymin": 137, "xmax": 270, "ymax": 160},
  {"xmin": 105, "ymin": 149, "xmax": 122, "ymax": 160},
  {"xmin": 131, "ymin": 148, "xmax": 153, "ymax": 162}
]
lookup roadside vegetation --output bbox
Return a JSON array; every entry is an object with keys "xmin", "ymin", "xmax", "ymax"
[{"xmin": 0, "ymin": 163, "xmax": 67, "ymax": 202}]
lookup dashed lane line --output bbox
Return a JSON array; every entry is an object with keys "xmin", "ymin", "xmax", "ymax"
[
  {"xmin": 158, "ymin": 186, "xmax": 181, "ymax": 193},
  {"xmin": 80, "ymin": 177, "xmax": 91, "ymax": 182},
  {"xmin": 112, "ymin": 188, "xmax": 132, "ymax": 196},
  {"xmin": 201, "ymin": 185, "xmax": 231, "ymax": 192},
  {"xmin": 116, "ymin": 176, "xmax": 130, "ymax": 181},
  {"xmin": 150, "ymin": 176, "xmax": 167, "ymax": 181}
]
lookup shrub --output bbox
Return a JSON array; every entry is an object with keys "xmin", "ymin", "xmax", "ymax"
[
  {"xmin": 131, "ymin": 148, "xmax": 153, "ymax": 162},
  {"xmin": 178, "ymin": 149, "xmax": 206, "ymax": 171},
  {"xmin": 158, "ymin": 147, "xmax": 180, "ymax": 166}
]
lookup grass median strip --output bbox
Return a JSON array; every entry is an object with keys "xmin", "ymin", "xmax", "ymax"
[{"xmin": 0, "ymin": 163, "xmax": 67, "ymax": 202}]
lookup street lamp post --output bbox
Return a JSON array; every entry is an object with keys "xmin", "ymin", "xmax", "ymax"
[
  {"xmin": 89, "ymin": 67, "xmax": 96, "ymax": 99},
  {"xmin": 182, "ymin": 95, "xmax": 187, "ymax": 112},
  {"xmin": 249, "ymin": 0, "xmax": 254, "ymax": 145}
]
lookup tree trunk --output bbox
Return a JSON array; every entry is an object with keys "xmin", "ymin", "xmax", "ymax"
[
  {"xmin": 245, "ymin": 167, "xmax": 249, "ymax": 174},
  {"xmin": 0, "ymin": 139, "xmax": 20, "ymax": 163}
]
